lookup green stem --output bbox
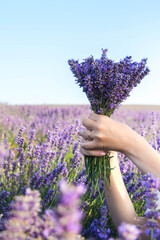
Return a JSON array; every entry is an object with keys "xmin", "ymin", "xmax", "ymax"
[{"xmin": 151, "ymin": 228, "xmax": 154, "ymax": 240}]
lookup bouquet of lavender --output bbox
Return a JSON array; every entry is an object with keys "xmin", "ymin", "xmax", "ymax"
[{"xmin": 68, "ymin": 49, "xmax": 149, "ymax": 192}]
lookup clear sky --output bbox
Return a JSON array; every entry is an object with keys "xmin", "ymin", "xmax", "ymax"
[{"xmin": 0, "ymin": 0, "xmax": 160, "ymax": 105}]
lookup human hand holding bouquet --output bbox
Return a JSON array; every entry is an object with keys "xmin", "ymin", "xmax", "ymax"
[
  {"xmin": 68, "ymin": 49, "xmax": 150, "ymax": 193},
  {"xmin": 79, "ymin": 113, "xmax": 133, "ymax": 155}
]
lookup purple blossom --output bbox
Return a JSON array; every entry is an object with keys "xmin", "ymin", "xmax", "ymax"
[
  {"xmin": 53, "ymin": 180, "xmax": 85, "ymax": 238},
  {"xmin": 83, "ymin": 205, "xmax": 111, "ymax": 240},
  {"xmin": 143, "ymin": 173, "xmax": 160, "ymax": 238},
  {"xmin": 118, "ymin": 222, "xmax": 142, "ymax": 240},
  {"xmin": 15, "ymin": 126, "xmax": 26, "ymax": 151},
  {"xmin": 27, "ymin": 129, "xmax": 36, "ymax": 157},
  {"xmin": 0, "ymin": 145, "xmax": 7, "ymax": 177},
  {"xmin": 0, "ymin": 188, "xmax": 43, "ymax": 239}
]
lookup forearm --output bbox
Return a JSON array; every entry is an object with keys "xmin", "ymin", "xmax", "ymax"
[
  {"xmin": 104, "ymin": 154, "xmax": 153, "ymax": 240},
  {"xmin": 122, "ymin": 128, "xmax": 160, "ymax": 182},
  {"xmin": 104, "ymin": 153, "xmax": 138, "ymax": 228}
]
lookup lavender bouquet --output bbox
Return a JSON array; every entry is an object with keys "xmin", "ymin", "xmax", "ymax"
[{"xmin": 68, "ymin": 49, "xmax": 149, "ymax": 192}]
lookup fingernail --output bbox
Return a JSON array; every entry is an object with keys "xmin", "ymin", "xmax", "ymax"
[{"xmin": 100, "ymin": 152, "xmax": 106, "ymax": 156}]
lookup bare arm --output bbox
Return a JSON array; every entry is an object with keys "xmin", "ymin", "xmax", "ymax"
[
  {"xmin": 104, "ymin": 152, "xmax": 151, "ymax": 240},
  {"xmin": 122, "ymin": 130, "xmax": 160, "ymax": 186},
  {"xmin": 79, "ymin": 113, "xmax": 160, "ymax": 187},
  {"xmin": 104, "ymin": 152, "xmax": 138, "ymax": 227}
]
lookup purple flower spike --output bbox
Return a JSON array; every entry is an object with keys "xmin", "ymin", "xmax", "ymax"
[
  {"xmin": 0, "ymin": 188, "xmax": 43, "ymax": 239},
  {"xmin": 0, "ymin": 145, "xmax": 8, "ymax": 177},
  {"xmin": 144, "ymin": 173, "xmax": 160, "ymax": 238},
  {"xmin": 118, "ymin": 222, "xmax": 142, "ymax": 240},
  {"xmin": 53, "ymin": 180, "xmax": 85, "ymax": 238}
]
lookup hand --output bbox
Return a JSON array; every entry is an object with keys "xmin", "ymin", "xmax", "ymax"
[{"xmin": 79, "ymin": 113, "xmax": 133, "ymax": 157}]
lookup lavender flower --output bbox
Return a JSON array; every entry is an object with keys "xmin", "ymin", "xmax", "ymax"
[
  {"xmin": 97, "ymin": 206, "xmax": 111, "ymax": 239},
  {"xmin": 0, "ymin": 145, "xmax": 7, "ymax": 177},
  {"xmin": 15, "ymin": 126, "xmax": 26, "ymax": 151},
  {"xmin": 0, "ymin": 188, "xmax": 42, "ymax": 239},
  {"xmin": 83, "ymin": 205, "xmax": 112, "ymax": 240},
  {"xmin": 143, "ymin": 173, "xmax": 160, "ymax": 239},
  {"xmin": 118, "ymin": 222, "xmax": 142, "ymax": 240},
  {"xmin": 27, "ymin": 129, "xmax": 36, "ymax": 157},
  {"xmin": 53, "ymin": 180, "xmax": 85, "ymax": 238}
]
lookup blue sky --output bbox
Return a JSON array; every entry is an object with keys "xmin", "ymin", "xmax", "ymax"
[{"xmin": 0, "ymin": 0, "xmax": 160, "ymax": 105}]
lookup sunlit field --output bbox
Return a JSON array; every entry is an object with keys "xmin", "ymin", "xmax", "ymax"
[{"xmin": 0, "ymin": 103, "xmax": 160, "ymax": 239}]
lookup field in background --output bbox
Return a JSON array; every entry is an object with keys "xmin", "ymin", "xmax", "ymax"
[
  {"xmin": 0, "ymin": 103, "xmax": 160, "ymax": 239},
  {"xmin": 120, "ymin": 104, "xmax": 160, "ymax": 112},
  {"xmin": 1, "ymin": 103, "xmax": 160, "ymax": 112}
]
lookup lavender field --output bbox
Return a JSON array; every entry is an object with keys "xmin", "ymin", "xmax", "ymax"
[{"xmin": 0, "ymin": 103, "xmax": 160, "ymax": 240}]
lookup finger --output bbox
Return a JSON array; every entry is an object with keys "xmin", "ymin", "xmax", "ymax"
[
  {"xmin": 82, "ymin": 118, "xmax": 96, "ymax": 130},
  {"xmin": 80, "ymin": 138, "xmax": 85, "ymax": 144},
  {"xmin": 80, "ymin": 147, "xmax": 106, "ymax": 157},
  {"xmin": 89, "ymin": 113, "xmax": 110, "ymax": 120},
  {"xmin": 80, "ymin": 140, "xmax": 97, "ymax": 150},
  {"xmin": 88, "ymin": 113, "xmax": 99, "ymax": 121},
  {"xmin": 78, "ymin": 130, "xmax": 94, "ymax": 140}
]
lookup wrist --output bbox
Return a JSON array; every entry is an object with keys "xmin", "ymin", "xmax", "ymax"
[{"xmin": 121, "ymin": 126, "xmax": 142, "ymax": 156}]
